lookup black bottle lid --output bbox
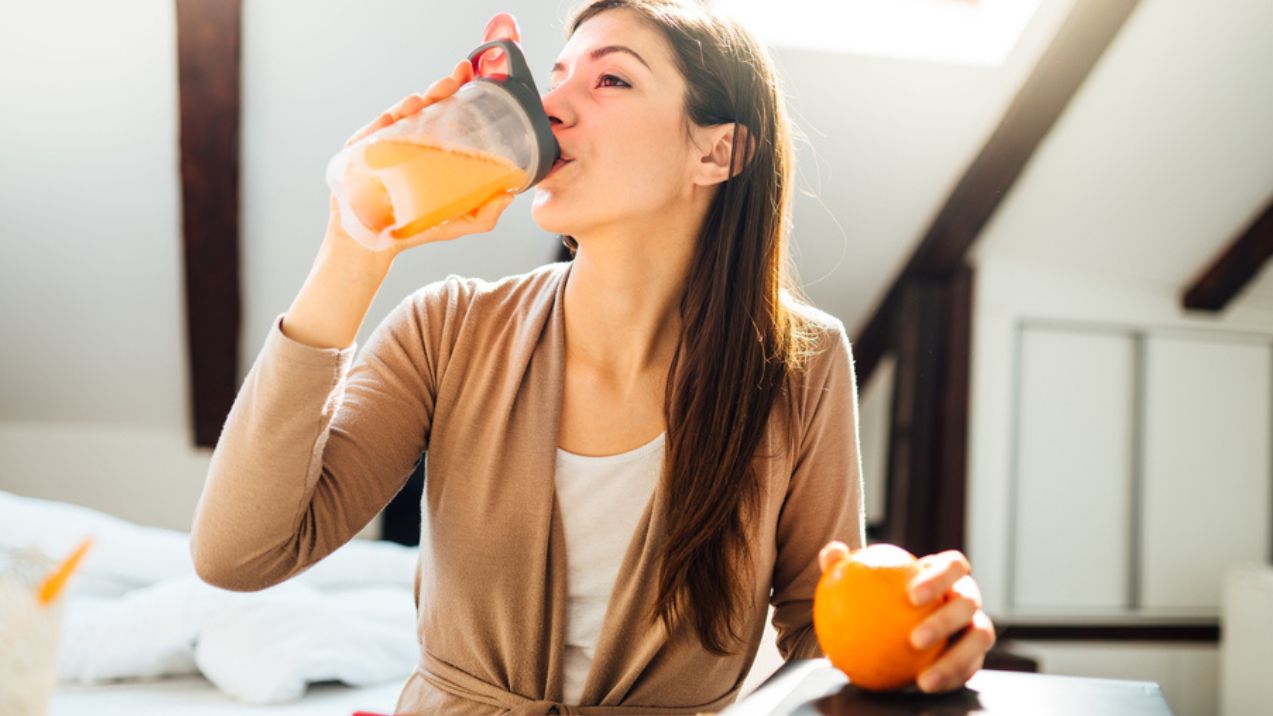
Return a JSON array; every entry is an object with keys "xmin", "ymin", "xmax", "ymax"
[{"xmin": 467, "ymin": 40, "xmax": 560, "ymax": 186}]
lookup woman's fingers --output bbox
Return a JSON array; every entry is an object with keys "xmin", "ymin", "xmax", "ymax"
[
  {"xmin": 908, "ymin": 570, "xmax": 996, "ymax": 694},
  {"xmin": 454, "ymin": 58, "xmax": 475, "ymax": 85},
  {"xmin": 424, "ymin": 60, "xmax": 472, "ymax": 101},
  {"xmin": 915, "ymin": 609, "xmax": 996, "ymax": 693},
  {"xmin": 909, "ymin": 550, "xmax": 973, "ymax": 607},
  {"xmin": 395, "ymin": 94, "xmax": 427, "ymax": 118},
  {"xmin": 909, "ymin": 576, "xmax": 980, "ymax": 650},
  {"xmin": 477, "ymin": 13, "xmax": 521, "ymax": 77},
  {"xmin": 818, "ymin": 541, "xmax": 851, "ymax": 573},
  {"xmin": 393, "ymin": 193, "xmax": 516, "ymax": 253},
  {"xmin": 456, "ymin": 192, "xmax": 515, "ymax": 233}
]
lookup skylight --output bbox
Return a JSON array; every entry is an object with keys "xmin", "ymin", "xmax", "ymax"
[{"xmin": 716, "ymin": 0, "xmax": 1043, "ymax": 67}]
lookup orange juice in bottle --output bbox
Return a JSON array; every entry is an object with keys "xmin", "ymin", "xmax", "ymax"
[
  {"xmin": 344, "ymin": 138, "xmax": 527, "ymax": 240},
  {"xmin": 326, "ymin": 38, "xmax": 560, "ymax": 251}
]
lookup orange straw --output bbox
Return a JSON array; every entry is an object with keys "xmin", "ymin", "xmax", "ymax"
[{"xmin": 36, "ymin": 537, "xmax": 93, "ymax": 607}]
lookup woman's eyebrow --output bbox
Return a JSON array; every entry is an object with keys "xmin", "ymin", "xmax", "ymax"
[{"xmin": 550, "ymin": 45, "xmax": 652, "ymax": 76}]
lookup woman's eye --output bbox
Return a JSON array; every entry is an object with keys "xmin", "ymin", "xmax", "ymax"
[
  {"xmin": 595, "ymin": 74, "xmax": 630, "ymax": 88},
  {"xmin": 542, "ymin": 74, "xmax": 630, "ymax": 94}
]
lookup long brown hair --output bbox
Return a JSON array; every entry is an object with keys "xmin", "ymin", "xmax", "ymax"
[{"xmin": 563, "ymin": 0, "xmax": 819, "ymax": 655}]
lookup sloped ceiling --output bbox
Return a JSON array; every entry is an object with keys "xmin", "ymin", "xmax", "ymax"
[
  {"xmin": 972, "ymin": 0, "xmax": 1273, "ymax": 311},
  {"xmin": 774, "ymin": 0, "xmax": 1077, "ymax": 335}
]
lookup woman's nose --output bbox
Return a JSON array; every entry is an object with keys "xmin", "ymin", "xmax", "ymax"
[{"xmin": 541, "ymin": 86, "xmax": 574, "ymax": 128}]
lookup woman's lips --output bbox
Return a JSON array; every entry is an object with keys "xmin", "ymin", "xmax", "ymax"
[{"xmin": 546, "ymin": 157, "xmax": 573, "ymax": 178}]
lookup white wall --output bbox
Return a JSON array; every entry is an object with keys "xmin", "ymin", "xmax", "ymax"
[
  {"xmin": 0, "ymin": 0, "xmax": 217, "ymax": 533},
  {"xmin": 0, "ymin": 0, "xmax": 186, "ymax": 429}
]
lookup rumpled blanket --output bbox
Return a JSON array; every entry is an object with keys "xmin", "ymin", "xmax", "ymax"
[{"xmin": 0, "ymin": 489, "xmax": 420, "ymax": 704}]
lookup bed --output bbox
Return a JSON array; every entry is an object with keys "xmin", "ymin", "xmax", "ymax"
[{"xmin": 0, "ymin": 489, "xmax": 420, "ymax": 714}]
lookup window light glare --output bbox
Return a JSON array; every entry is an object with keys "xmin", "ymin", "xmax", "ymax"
[{"xmin": 716, "ymin": 0, "xmax": 1043, "ymax": 67}]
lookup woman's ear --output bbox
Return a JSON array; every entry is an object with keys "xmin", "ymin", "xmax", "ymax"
[{"xmin": 693, "ymin": 123, "xmax": 756, "ymax": 186}]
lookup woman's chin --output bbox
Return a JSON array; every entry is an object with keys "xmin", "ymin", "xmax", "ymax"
[{"xmin": 529, "ymin": 195, "xmax": 578, "ymax": 236}]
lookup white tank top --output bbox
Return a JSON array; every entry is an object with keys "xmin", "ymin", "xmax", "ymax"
[{"xmin": 554, "ymin": 431, "xmax": 665, "ymax": 705}]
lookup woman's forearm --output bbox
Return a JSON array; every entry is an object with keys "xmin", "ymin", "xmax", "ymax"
[{"xmin": 282, "ymin": 235, "xmax": 395, "ymax": 349}]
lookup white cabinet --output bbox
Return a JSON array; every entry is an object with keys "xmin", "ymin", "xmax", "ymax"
[
  {"xmin": 1141, "ymin": 338, "xmax": 1272, "ymax": 610},
  {"xmin": 1010, "ymin": 325, "xmax": 1271, "ymax": 615},
  {"xmin": 1012, "ymin": 328, "xmax": 1136, "ymax": 610}
]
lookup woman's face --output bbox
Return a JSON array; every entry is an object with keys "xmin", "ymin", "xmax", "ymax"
[{"xmin": 531, "ymin": 9, "xmax": 700, "ymax": 238}]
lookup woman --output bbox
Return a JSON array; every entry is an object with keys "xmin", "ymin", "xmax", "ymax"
[{"xmin": 190, "ymin": 1, "xmax": 995, "ymax": 712}]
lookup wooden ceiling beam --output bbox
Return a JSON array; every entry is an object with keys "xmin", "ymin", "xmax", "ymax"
[
  {"xmin": 853, "ymin": 0, "xmax": 1141, "ymax": 386},
  {"xmin": 1182, "ymin": 198, "xmax": 1273, "ymax": 312}
]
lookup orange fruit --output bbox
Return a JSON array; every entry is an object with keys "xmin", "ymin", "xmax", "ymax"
[{"xmin": 813, "ymin": 543, "xmax": 944, "ymax": 691}]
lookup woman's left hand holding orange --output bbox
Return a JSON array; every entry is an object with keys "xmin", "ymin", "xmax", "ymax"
[{"xmin": 904, "ymin": 549, "xmax": 997, "ymax": 693}]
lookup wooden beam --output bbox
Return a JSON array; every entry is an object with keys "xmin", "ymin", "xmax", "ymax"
[
  {"xmin": 877, "ymin": 268, "xmax": 973, "ymax": 556},
  {"xmin": 175, "ymin": 0, "xmax": 242, "ymax": 447},
  {"xmin": 880, "ymin": 281, "xmax": 944, "ymax": 553},
  {"xmin": 1183, "ymin": 197, "xmax": 1273, "ymax": 311},
  {"xmin": 854, "ymin": 0, "xmax": 1141, "ymax": 386},
  {"xmin": 934, "ymin": 266, "xmax": 973, "ymax": 552}
]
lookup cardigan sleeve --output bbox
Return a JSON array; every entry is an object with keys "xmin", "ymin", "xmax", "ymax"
[
  {"xmin": 190, "ymin": 276, "xmax": 471, "ymax": 591},
  {"xmin": 768, "ymin": 318, "xmax": 867, "ymax": 660}
]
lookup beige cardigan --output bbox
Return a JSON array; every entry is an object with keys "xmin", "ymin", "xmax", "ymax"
[{"xmin": 190, "ymin": 260, "xmax": 865, "ymax": 714}]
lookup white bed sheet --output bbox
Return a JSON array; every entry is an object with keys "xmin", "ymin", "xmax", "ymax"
[
  {"xmin": 2, "ymin": 489, "xmax": 423, "ymax": 708},
  {"xmin": 52, "ymin": 675, "xmax": 404, "ymax": 715}
]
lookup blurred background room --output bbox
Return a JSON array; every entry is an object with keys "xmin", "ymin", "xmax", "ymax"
[{"xmin": 1, "ymin": 1, "xmax": 1271, "ymax": 714}]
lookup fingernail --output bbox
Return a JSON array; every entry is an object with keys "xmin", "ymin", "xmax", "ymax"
[
  {"xmin": 911, "ymin": 626, "xmax": 935, "ymax": 650},
  {"xmin": 911, "ymin": 587, "xmax": 930, "ymax": 606},
  {"xmin": 481, "ymin": 48, "xmax": 504, "ymax": 69}
]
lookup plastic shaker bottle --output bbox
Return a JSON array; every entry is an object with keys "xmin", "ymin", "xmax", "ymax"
[{"xmin": 326, "ymin": 39, "xmax": 559, "ymax": 251}]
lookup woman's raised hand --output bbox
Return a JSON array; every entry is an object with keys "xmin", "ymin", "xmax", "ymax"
[
  {"xmin": 284, "ymin": 14, "xmax": 524, "ymax": 350},
  {"xmin": 324, "ymin": 12, "xmax": 524, "ymax": 259}
]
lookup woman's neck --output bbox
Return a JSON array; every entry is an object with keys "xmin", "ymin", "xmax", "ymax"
[{"xmin": 562, "ymin": 230, "xmax": 694, "ymax": 385}]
